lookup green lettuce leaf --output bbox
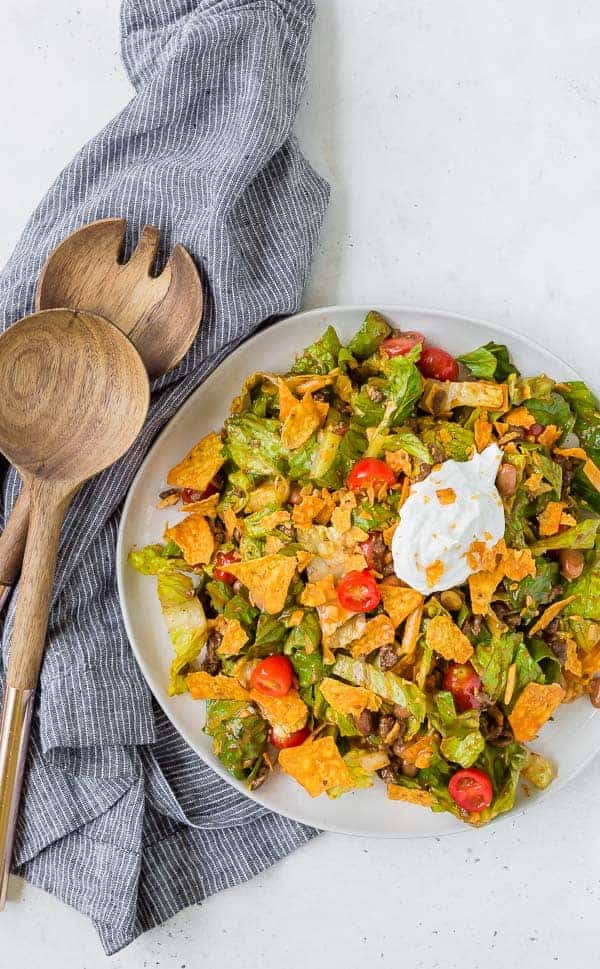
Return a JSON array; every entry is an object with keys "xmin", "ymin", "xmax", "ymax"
[
  {"xmin": 429, "ymin": 692, "xmax": 485, "ymax": 768},
  {"xmin": 531, "ymin": 518, "xmax": 599, "ymax": 553},
  {"xmin": 564, "ymin": 565, "xmax": 600, "ymax": 620},
  {"xmin": 527, "ymin": 638, "xmax": 561, "ymax": 684},
  {"xmin": 420, "ymin": 421, "xmax": 475, "ymax": 462},
  {"xmin": 512, "ymin": 641, "xmax": 545, "ymax": 695},
  {"xmin": 378, "ymin": 430, "xmax": 433, "ymax": 464},
  {"xmin": 531, "ymin": 451, "xmax": 563, "ymax": 499},
  {"xmin": 522, "ymin": 751, "xmax": 555, "ymax": 790},
  {"xmin": 225, "ymin": 414, "xmax": 286, "ymax": 477},
  {"xmin": 473, "ymin": 742, "xmax": 529, "ymax": 823},
  {"xmin": 205, "ymin": 699, "xmax": 268, "ymax": 781},
  {"xmin": 458, "ymin": 341, "xmax": 516, "ymax": 381},
  {"xmin": 327, "ymin": 749, "xmax": 377, "ymax": 798},
  {"xmin": 504, "ymin": 558, "xmax": 559, "ymax": 612},
  {"xmin": 332, "ymin": 655, "xmax": 426, "ymax": 736},
  {"xmin": 347, "ymin": 311, "xmax": 391, "ymax": 359},
  {"xmin": 527, "ymin": 392, "xmax": 574, "ymax": 435},
  {"xmin": 503, "ymin": 486, "xmax": 531, "ymax": 548},
  {"xmin": 157, "ymin": 571, "xmax": 207, "ymax": 695},
  {"xmin": 471, "ymin": 632, "xmax": 520, "ymax": 701},
  {"xmin": 290, "ymin": 325, "xmax": 341, "ymax": 375},
  {"xmin": 223, "ymin": 593, "xmax": 259, "ymax": 630},
  {"xmin": 128, "ymin": 543, "xmax": 187, "ymax": 575},
  {"xmin": 246, "ymin": 614, "xmax": 287, "ymax": 657},
  {"xmin": 315, "ymin": 424, "xmax": 368, "ymax": 489}
]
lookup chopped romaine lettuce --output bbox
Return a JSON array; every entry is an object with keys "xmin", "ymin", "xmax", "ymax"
[
  {"xmin": 290, "ymin": 325, "xmax": 341, "ymax": 375},
  {"xmin": 225, "ymin": 414, "xmax": 286, "ymax": 477},
  {"xmin": 347, "ymin": 311, "xmax": 391, "ymax": 359},
  {"xmin": 157, "ymin": 571, "xmax": 207, "ymax": 695},
  {"xmin": 205, "ymin": 700, "xmax": 268, "ymax": 781}
]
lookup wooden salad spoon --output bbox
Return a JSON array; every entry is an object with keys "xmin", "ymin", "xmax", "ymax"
[
  {"xmin": 0, "ymin": 308, "xmax": 149, "ymax": 906},
  {"xmin": 0, "ymin": 218, "xmax": 203, "ymax": 612}
]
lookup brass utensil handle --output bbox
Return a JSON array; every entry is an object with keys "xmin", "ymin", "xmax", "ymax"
[
  {"xmin": 0, "ymin": 488, "xmax": 31, "ymax": 606},
  {"xmin": 0, "ymin": 686, "xmax": 35, "ymax": 908}
]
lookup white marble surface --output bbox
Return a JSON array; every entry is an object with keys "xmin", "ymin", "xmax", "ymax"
[{"xmin": 2, "ymin": 1, "xmax": 600, "ymax": 965}]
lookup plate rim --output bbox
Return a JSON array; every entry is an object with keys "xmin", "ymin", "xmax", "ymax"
[{"xmin": 117, "ymin": 303, "xmax": 599, "ymax": 837}]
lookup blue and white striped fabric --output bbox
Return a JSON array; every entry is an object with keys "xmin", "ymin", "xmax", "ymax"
[{"xmin": 0, "ymin": 0, "xmax": 328, "ymax": 952}]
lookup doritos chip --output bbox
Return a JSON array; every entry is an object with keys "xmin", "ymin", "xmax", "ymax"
[
  {"xmin": 213, "ymin": 616, "xmax": 249, "ymax": 658},
  {"xmin": 285, "ymin": 374, "xmax": 333, "ymax": 395},
  {"xmin": 554, "ymin": 447, "xmax": 587, "ymax": 461},
  {"xmin": 179, "ymin": 493, "xmax": 220, "ymax": 517},
  {"xmin": 383, "ymin": 522, "xmax": 398, "ymax": 547},
  {"xmin": 265, "ymin": 535, "xmax": 285, "ymax": 555},
  {"xmin": 165, "ymin": 514, "xmax": 214, "ymax": 565},
  {"xmin": 583, "ymin": 457, "xmax": 600, "ymax": 493},
  {"xmin": 502, "ymin": 547, "xmax": 536, "ymax": 581},
  {"xmin": 468, "ymin": 567, "xmax": 504, "ymax": 615},
  {"xmin": 399, "ymin": 735, "xmax": 435, "ymax": 769},
  {"xmin": 508, "ymin": 682, "xmax": 565, "ymax": 742},
  {"xmin": 320, "ymin": 677, "xmax": 382, "ymax": 717},
  {"xmin": 220, "ymin": 507, "xmax": 238, "ymax": 539},
  {"xmin": 226, "ymin": 554, "xmax": 296, "ymax": 614},
  {"xmin": 386, "ymin": 784, "xmax": 433, "ymax": 807},
  {"xmin": 436, "ymin": 488, "xmax": 456, "ymax": 506},
  {"xmin": 296, "ymin": 549, "xmax": 313, "ymax": 572},
  {"xmin": 187, "ymin": 671, "xmax": 249, "ymax": 700},
  {"xmin": 301, "ymin": 574, "xmax": 337, "ymax": 607},
  {"xmin": 254, "ymin": 509, "xmax": 291, "ymax": 532},
  {"xmin": 331, "ymin": 492, "xmax": 357, "ymax": 534},
  {"xmin": 528, "ymin": 596, "xmax": 576, "ymax": 636},
  {"xmin": 276, "ymin": 378, "xmax": 298, "ymax": 422},
  {"xmin": 400, "ymin": 602, "xmax": 424, "ymax": 655},
  {"xmin": 506, "ymin": 406, "xmax": 536, "ymax": 428},
  {"xmin": 250, "ymin": 688, "xmax": 308, "ymax": 735},
  {"xmin": 425, "ymin": 615, "xmax": 473, "ymax": 663},
  {"xmin": 563, "ymin": 637, "xmax": 582, "ymax": 677},
  {"xmin": 381, "ymin": 585, "xmax": 424, "ymax": 628},
  {"xmin": 385, "ymin": 449, "xmax": 412, "ymax": 476},
  {"xmin": 524, "ymin": 472, "xmax": 552, "ymax": 497},
  {"xmin": 350, "ymin": 614, "xmax": 395, "ymax": 658},
  {"xmin": 425, "ymin": 560, "xmax": 445, "ymax": 587},
  {"xmin": 537, "ymin": 425, "xmax": 561, "ymax": 448},
  {"xmin": 538, "ymin": 501, "xmax": 565, "ymax": 537},
  {"xmin": 292, "ymin": 490, "xmax": 335, "ymax": 528},
  {"xmin": 560, "ymin": 512, "xmax": 577, "ymax": 528},
  {"xmin": 278, "ymin": 736, "xmax": 352, "ymax": 797},
  {"xmin": 281, "ymin": 392, "xmax": 327, "ymax": 450},
  {"xmin": 167, "ymin": 432, "xmax": 225, "ymax": 492},
  {"xmin": 474, "ymin": 412, "xmax": 493, "ymax": 452}
]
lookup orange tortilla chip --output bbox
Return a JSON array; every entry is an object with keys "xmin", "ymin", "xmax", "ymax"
[
  {"xmin": 276, "ymin": 378, "xmax": 298, "ymax": 422},
  {"xmin": 554, "ymin": 447, "xmax": 587, "ymax": 461},
  {"xmin": 179, "ymin": 493, "xmax": 220, "ymax": 517},
  {"xmin": 281, "ymin": 392, "xmax": 327, "ymax": 450},
  {"xmin": 537, "ymin": 425, "xmax": 561, "ymax": 448},
  {"xmin": 285, "ymin": 374, "xmax": 333, "ymax": 395},
  {"xmin": 187, "ymin": 671, "xmax": 249, "ymax": 701},
  {"xmin": 508, "ymin": 682, "xmax": 565, "ymax": 742},
  {"xmin": 250, "ymin": 688, "xmax": 308, "ymax": 735},
  {"xmin": 221, "ymin": 506, "xmax": 238, "ymax": 539},
  {"xmin": 436, "ymin": 488, "xmax": 456, "ymax": 506},
  {"xmin": 506, "ymin": 406, "xmax": 536, "ymax": 428},
  {"xmin": 502, "ymin": 547, "xmax": 536, "ymax": 581},
  {"xmin": 560, "ymin": 512, "xmax": 577, "ymax": 528},
  {"xmin": 278, "ymin": 736, "xmax": 352, "ymax": 797},
  {"xmin": 385, "ymin": 448, "xmax": 412, "ymax": 476},
  {"xmin": 350, "ymin": 614, "xmax": 395, "ymax": 658},
  {"xmin": 400, "ymin": 735, "xmax": 435, "ymax": 769},
  {"xmin": 468, "ymin": 567, "xmax": 504, "ymax": 615},
  {"xmin": 583, "ymin": 458, "xmax": 600, "ymax": 493},
  {"xmin": 564, "ymin": 637, "xmax": 582, "ymax": 677},
  {"xmin": 301, "ymin": 574, "xmax": 336, "ymax": 607},
  {"xmin": 382, "ymin": 523, "xmax": 398, "ymax": 547},
  {"xmin": 265, "ymin": 535, "xmax": 285, "ymax": 555},
  {"xmin": 400, "ymin": 602, "xmax": 424, "ymax": 655},
  {"xmin": 386, "ymin": 784, "xmax": 433, "ymax": 807},
  {"xmin": 167, "ymin": 432, "xmax": 225, "ymax": 492},
  {"xmin": 213, "ymin": 616, "xmax": 249, "ymax": 658},
  {"xmin": 331, "ymin": 492, "xmax": 357, "ymax": 534},
  {"xmin": 529, "ymin": 596, "xmax": 576, "ymax": 637},
  {"xmin": 474, "ymin": 412, "xmax": 493, "ymax": 453},
  {"xmin": 320, "ymin": 677, "xmax": 381, "ymax": 717},
  {"xmin": 165, "ymin": 514, "xmax": 214, "ymax": 566},
  {"xmin": 296, "ymin": 549, "xmax": 313, "ymax": 572},
  {"xmin": 425, "ymin": 560, "xmax": 445, "ymax": 587},
  {"xmin": 292, "ymin": 490, "xmax": 335, "ymax": 528},
  {"xmin": 381, "ymin": 585, "xmax": 424, "ymax": 628},
  {"xmin": 426, "ymin": 615, "xmax": 473, "ymax": 663},
  {"xmin": 538, "ymin": 501, "xmax": 565, "ymax": 537},
  {"xmin": 255, "ymin": 509, "xmax": 291, "ymax": 532},
  {"xmin": 524, "ymin": 472, "xmax": 552, "ymax": 497},
  {"xmin": 227, "ymin": 554, "xmax": 297, "ymax": 614}
]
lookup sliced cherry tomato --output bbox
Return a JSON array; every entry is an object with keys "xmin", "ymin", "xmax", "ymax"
[
  {"xmin": 443, "ymin": 663, "xmax": 484, "ymax": 712},
  {"xmin": 182, "ymin": 481, "xmax": 219, "ymax": 503},
  {"xmin": 337, "ymin": 570, "xmax": 381, "ymax": 612},
  {"xmin": 213, "ymin": 550, "xmax": 241, "ymax": 585},
  {"xmin": 250, "ymin": 654, "xmax": 294, "ymax": 697},
  {"xmin": 417, "ymin": 346, "xmax": 459, "ymax": 381},
  {"xmin": 359, "ymin": 530, "xmax": 385, "ymax": 571},
  {"xmin": 269, "ymin": 725, "xmax": 310, "ymax": 749},
  {"xmin": 448, "ymin": 768, "xmax": 493, "ymax": 813},
  {"xmin": 381, "ymin": 331, "xmax": 426, "ymax": 357},
  {"xmin": 347, "ymin": 457, "xmax": 397, "ymax": 492}
]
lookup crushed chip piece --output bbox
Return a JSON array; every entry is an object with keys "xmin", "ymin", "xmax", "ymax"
[
  {"xmin": 436, "ymin": 488, "xmax": 456, "ymax": 506},
  {"xmin": 157, "ymin": 492, "xmax": 180, "ymax": 509},
  {"xmin": 221, "ymin": 507, "xmax": 238, "ymax": 539},
  {"xmin": 537, "ymin": 425, "xmax": 561, "ymax": 448},
  {"xmin": 474, "ymin": 412, "xmax": 493, "ymax": 452},
  {"xmin": 381, "ymin": 585, "xmax": 424, "ymax": 628},
  {"xmin": 382, "ymin": 522, "xmax": 398, "ymax": 547},
  {"xmin": 538, "ymin": 500, "xmax": 565, "ymax": 537},
  {"xmin": 350, "ymin": 614, "xmax": 395, "ymax": 658},
  {"xmin": 508, "ymin": 682, "xmax": 565, "ymax": 742},
  {"xmin": 265, "ymin": 534, "xmax": 285, "ymax": 555},
  {"xmin": 564, "ymin": 637, "xmax": 582, "ymax": 677},
  {"xmin": 502, "ymin": 547, "xmax": 536, "ymax": 581},
  {"xmin": 179, "ymin": 493, "xmax": 220, "ymax": 517},
  {"xmin": 331, "ymin": 492, "xmax": 357, "ymax": 534},
  {"xmin": 278, "ymin": 736, "xmax": 352, "ymax": 797},
  {"xmin": 554, "ymin": 447, "xmax": 587, "ymax": 461},
  {"xmin": 213, "ymin": 616, "xmax": 249, "ymax": 658},
  {"xmin": 165, "ymin": 514, "xmax": 214, "ymax": 565},
  {"xmin": 227, "ymin": 554, "xmax": 297, "ymax": 614},
  {"xmin": 583, "ymin": 458, "xmax": 600, "ymax": 493},
  {"xmin": 187, "ymin": 671, "xmax": 249, "ymax": 700},
  {"xmin": 292, "ymin": 490, "xmax": 335, "ymax": 528},
  {"xmin": 167, "ymin": 432, "xmax": 225, "ymax": 492},
  {"xmin": 276, "ymin": 378, "xmax": 298, "ymax": 422},
  {"xmin": 506, "ymin": 406, "xmax": 536, "ymax": 428},
  {"xmin": 301, "ymin": 574, "xmax": 337, "ymax": 607},
  {"xmin": 387, "ymin": 784, "xmax": 434, "ymax": 807},
  {"xmin": 250, "ymin": 688, "xmax": 308, "ymax": 735},
  {"xmin": 320, "ymin": 677, "xmax": 382, "ymax": 717},
  {"xmin": 524, "ymin": 472, "xmax": 552, "ymax": 497},
  {"xmin": 425, "ymin": 615, "xmax": 473, "ymax": 663},
  {"xmin": 504, "ymin": 662, "xmax": 517, "ymax": 705},
  {"xmin": 385, "ymin": 449, "xmax": 412, "ymax": 476},
  {"xmin": 281, "ymin": 392, "xmax": 327, "ymax": 450},
  {"xmin": 254, "ymin": 509, "xmax": 291, "ymax": 533},
  {"xmin": 400, "ymin": 735, "xmax": 435, "ymax": 768},
  {"xmin": 468, "ymin": 567, "xmax": 504, "ymax": 615},
  {"xmin": 425, "ymin": 559, "xmax": 445, "ymax": 587},
  {"xmin": 529, "ymin": 596, "xmax": 576, "ymax": 636}
]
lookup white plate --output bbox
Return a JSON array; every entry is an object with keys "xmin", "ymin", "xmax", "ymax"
[{"xmin": 117, "ymin": 305, "xmax": 600, "ymax": 837}]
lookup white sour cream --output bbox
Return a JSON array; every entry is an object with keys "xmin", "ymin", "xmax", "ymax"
[{"xmin": 391, "ymin": 444, "xmax": 505, "ymax": 594}]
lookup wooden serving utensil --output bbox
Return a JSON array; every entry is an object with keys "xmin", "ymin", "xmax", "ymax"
[
  {"xmin": 0, "ymin": 309, "xmax": 149, "ymax": 907},
  {"xmin": 0, "ymin": 218, "xmax": 203, "ymax": 613}
]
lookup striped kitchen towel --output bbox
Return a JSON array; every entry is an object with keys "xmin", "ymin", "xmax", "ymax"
[{"xmin": 0, "ymin": 0, "xmax": 328, "ymax": 953}]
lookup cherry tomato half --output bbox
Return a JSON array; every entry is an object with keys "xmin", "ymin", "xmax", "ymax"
[
  {"xmin": 443, "ymin": 663, "xmax": 484, "ymax": 713},
  {"xmin": 213, "ymin": 550, "xmax": 241, "ymax": 585},
  {"xmin": 381, "ymin": 331, "xmax": 426, "ymax": 357},
  {"xmin": 182, "ymin": 481, "xmax": 219, "ymax": 503},
  {"xmin": 269, "ymin": 725, "xmax": 310, "ymax": 749},
  {"xmin": 359, "ymin": 530, "xmax": 385, "ymax": 571},
  {"xmin": 250, "ymin": 654, "xmax": 294, "ymax": 697},
  {"xmin": 417, "ymin": 346, "xmax": 459, "ymax": 381},
  {"xmin": 448, "ymin": 768, "xmax": 493, "ymax": 813},
  {"xmin": 337, "ymin": 570, "xmax": 381, "ymax": 612},
  {"xmin": 347, "ymin": 458, "xmax": 397, "ymax": 492}
]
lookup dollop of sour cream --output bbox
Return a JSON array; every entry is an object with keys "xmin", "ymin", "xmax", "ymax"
[{"xmin": 391, "ymin": 444, "xmax": 505, "ymax": 594}]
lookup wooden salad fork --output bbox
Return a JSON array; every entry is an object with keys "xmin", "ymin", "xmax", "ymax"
[
  {"xmin": 0, "ymin": 309, "xmax": 149, "ymax": 907},
  {"xmin": 0, "ymin": 218, "xmax": 203, "ymax": 614}
]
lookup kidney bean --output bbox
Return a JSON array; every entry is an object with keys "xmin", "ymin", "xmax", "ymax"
[
  {"xmin": 495, "ymin": 463, "xmax": 517, "ymax": 498},
  {"xmin": 559, "ymin": 549, "xmax": 584, "ymax": 581}
]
